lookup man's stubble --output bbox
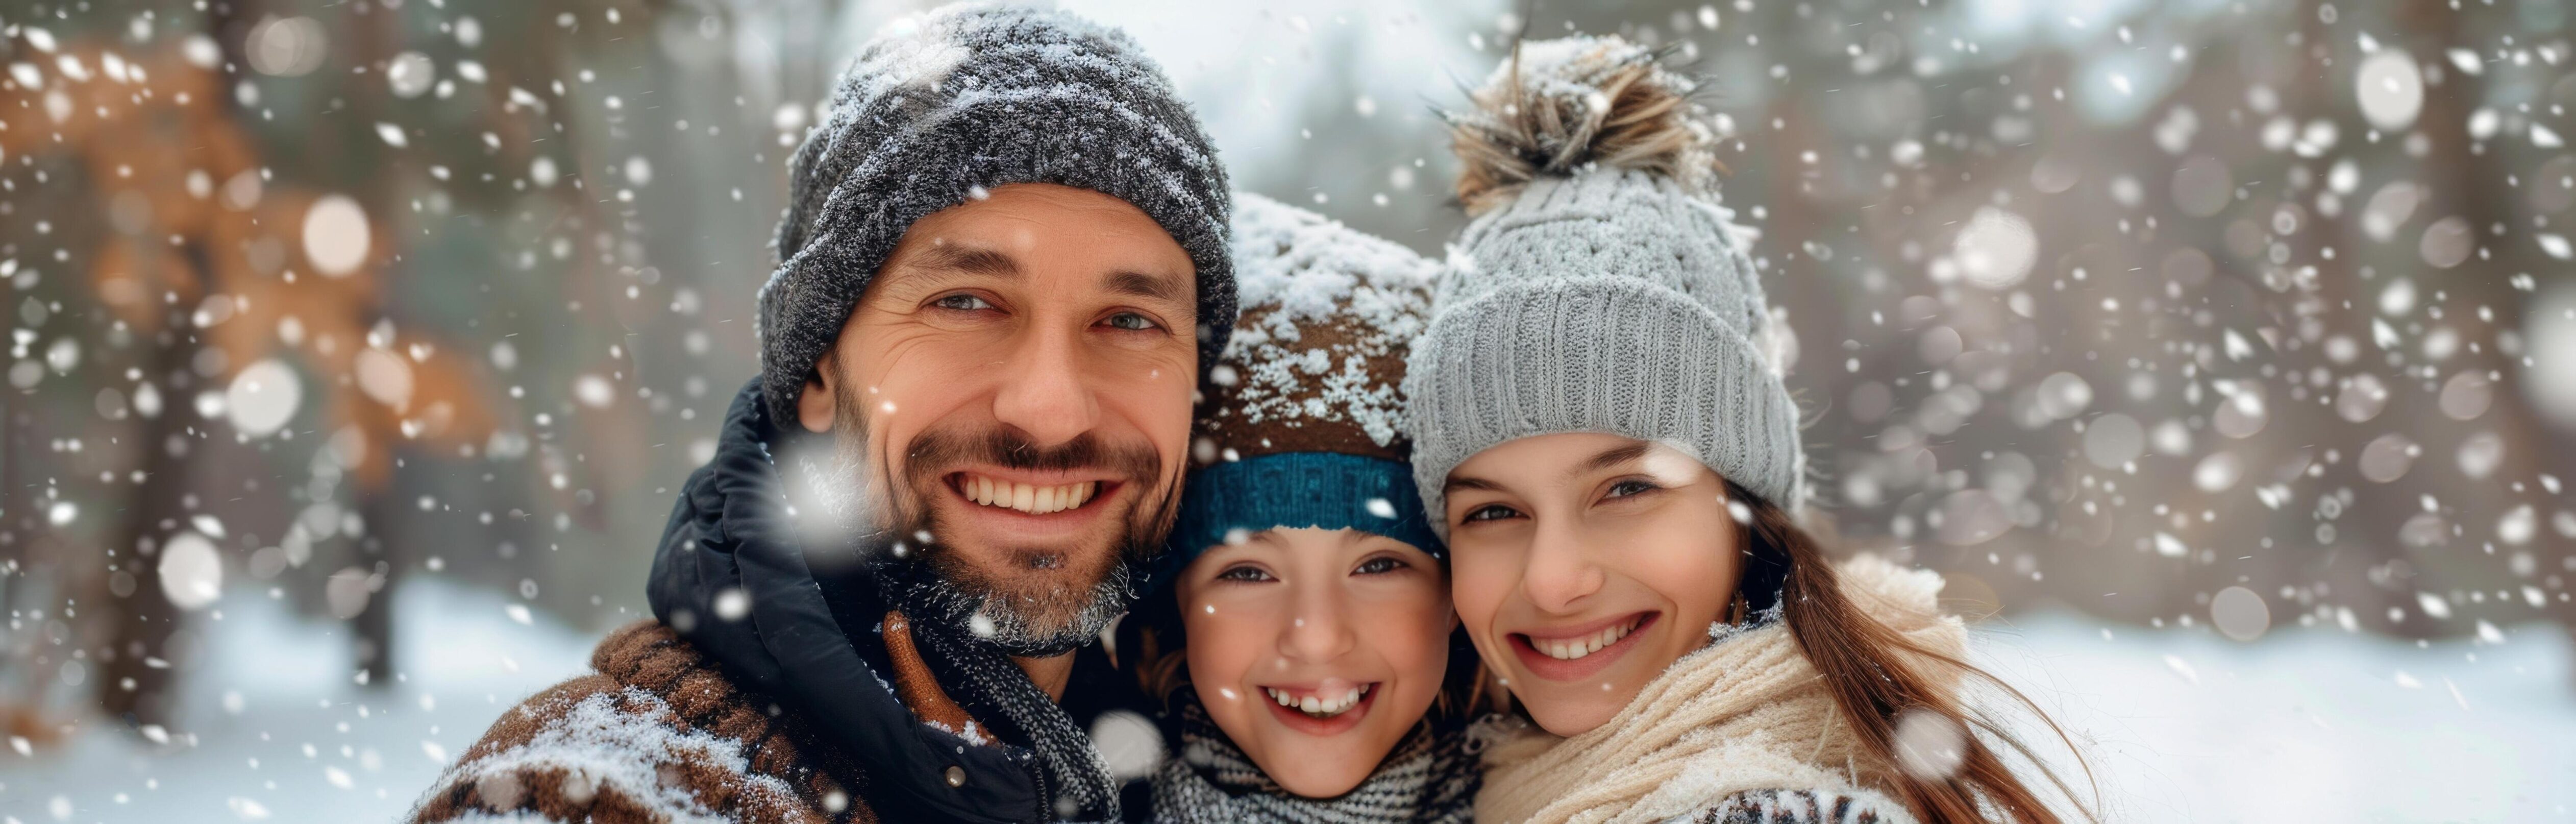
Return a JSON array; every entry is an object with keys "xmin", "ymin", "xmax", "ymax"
[{"xmin": 825, "ymin": 378, "xmax": 1181, "ymax": 654}]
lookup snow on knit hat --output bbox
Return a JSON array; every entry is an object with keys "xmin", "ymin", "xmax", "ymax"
[
  {"xmin": 1149, "ymin": 193, "xmax": 1443, "ymax": 593},
  {"xmin": 1405, "ymin": 36, "xmax": 1803, "ymax": 536},
  {"xmin": 755, "ymin": 4, "xmax": 1235, "ymax": 425}
]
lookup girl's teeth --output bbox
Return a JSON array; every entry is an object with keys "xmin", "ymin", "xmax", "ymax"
[
  {"xmin": 962, "ymin": 475, "xmax": 1095, "ymax": 515},
  {"xmin": 1264, "ymin": 685, "xmax": 1370, "ymax": 717}
]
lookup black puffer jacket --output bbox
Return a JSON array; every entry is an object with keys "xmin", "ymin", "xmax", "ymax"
[
  {"xmin": 648, "ymin": 380, "xmax": 1084, "ymax": 822},
  {"xmin": 414, "ymin": 381, "xmax": 1147, "ymax": 823}
]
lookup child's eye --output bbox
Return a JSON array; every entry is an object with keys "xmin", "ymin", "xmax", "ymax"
[
  {"xmin": 1102, "ymin": 311, "xmax": 1160, "ymax": 331},
  {"xmin": 1353, "ymin": 556, "xmax": 1405, "ymax": 575},
  {"xmin": 1215, "ymin": 565, "xmax": 1273, "ymax": 583},
  {"xmin": 1462, "ymin": 503, "xmax": 1522, "ymax": 523},
  {"xmin": 1605, "ymin": 479, "xmax": 1661, "ymax": 499},
  {"xmin": 931, "ymin": 294, "xmax": 994, "ymax": 311}
]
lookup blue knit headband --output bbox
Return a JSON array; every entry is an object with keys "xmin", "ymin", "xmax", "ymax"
[{"xmin": 1145, "ymin": 452, "xmax": 1445, "ymax": 595}]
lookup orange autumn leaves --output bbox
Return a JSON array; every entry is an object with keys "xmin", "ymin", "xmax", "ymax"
[{"xmin": 3, "ymin": 35, "xmax": 493, "ymax": 490}]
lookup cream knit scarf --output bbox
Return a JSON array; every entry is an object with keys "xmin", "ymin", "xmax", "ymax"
[{"xmin": 1473, "ymin": 555, "xmax": 1964, "ymax": 824}]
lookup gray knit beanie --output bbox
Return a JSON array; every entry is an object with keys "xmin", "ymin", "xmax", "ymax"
[
  {"xmin": 1405, "ymin": 36, "xmax": 1803, "ymax": 534},
  {"xmin": 756, "ymin": 4, "xmax": 1235, "ymax": 425}
]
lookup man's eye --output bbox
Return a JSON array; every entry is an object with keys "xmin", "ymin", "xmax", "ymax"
[
  {"xmin": 1103, "ymin": 311, "xmax": 1159, "ymax": 331},
  {"xmin": 1216, "ymin": 566, "xmax": 1272, "ymax": 583},
  {"xmin": 1463, "ymin": 504, "xmax": 1521, "ymax": 523},
  {"xmin": 1353, "ymin": 556, "xmax": 1404, "ymax": 575},
  {"xmin": 931, "ymin": 294, "xmax": 994, "ymax": 311}
]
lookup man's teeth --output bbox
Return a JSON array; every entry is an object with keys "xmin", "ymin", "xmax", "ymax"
[
  {"xmin": 1264, "ymin": 685, "xmax": 1370, "ymax": 718},
  {"xmin": 962, "ymin": 475, "xmax": 1097, "ymax": 515},
  {"xmin": 1532, "ymin": 616, "xmax": 1643, "ymax": 661}
]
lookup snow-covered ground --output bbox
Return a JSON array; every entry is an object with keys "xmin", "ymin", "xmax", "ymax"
[
  {"xmin": 1, "ymin": 579, "xmax": 2568, "ymax": 822},
  {"xmin": 1975, "ymin": 612, "xmax": 2575, "ymax": 822},
  {"xmin": 0, "ymin": 579, "xmax": 600, "ymax": 824}
]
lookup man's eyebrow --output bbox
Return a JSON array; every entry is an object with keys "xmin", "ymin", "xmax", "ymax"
[
  {"xmin": 1106, "ymin": 269, "xmax": 1193, "ymax": 313},
  {"xmin": 1580, "ymin": 442, "xmax": 1653, "ymax": 473},
  {"xmin": 905, "ymin": 244, "xmax": 1022, "ymax": 279}
]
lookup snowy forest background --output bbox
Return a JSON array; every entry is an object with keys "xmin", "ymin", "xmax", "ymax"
[{"xmin": 2, "ymin": 0, "xmax": 2572, "ymax": 820}]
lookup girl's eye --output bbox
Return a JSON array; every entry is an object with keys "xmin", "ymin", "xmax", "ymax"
[
  {"xmin": 1605, "ymin": 479, "xmax": 1661, "ymax": 499},
  {"xmin": 1215, "ymin": 565, "xmax": 1273, "ymax": 583},
  {"xmin": 1462, "ymin": 503, "xmax": 1522, "ymax": 523},
  {"xmin": 932, "ymin": 294, "xmax": 994, "ymax": 312},
  {"xmin": 1102, "ymin": 311, "xmax": 1159, "ymax": 331},
  {"xmin": 1353, "ymin": 556, "xmax": 1404, "ymax": 575}
]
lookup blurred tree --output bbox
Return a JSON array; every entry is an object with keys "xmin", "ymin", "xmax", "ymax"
[
  {"xmin": 0, "ymin": 12, "xmax": 497, "ymax": 724},
  {"xmin": 1513, "ymin": 0, "xmax": 2576, "ymax": 641}
]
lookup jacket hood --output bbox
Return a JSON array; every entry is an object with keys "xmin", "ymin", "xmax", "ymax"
[{"xmin": 646, "ymin": 380, "xmax": 1050, "ymax": 822}]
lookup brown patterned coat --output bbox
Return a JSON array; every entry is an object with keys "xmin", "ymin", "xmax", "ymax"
[{"xmin": 410, "ymin": 616, "xmax": 986, "ymax": 823}]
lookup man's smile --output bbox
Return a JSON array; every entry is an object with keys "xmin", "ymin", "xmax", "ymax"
[{"xmin": 952, "ymin": 471, "xmax": 1105, "ymax": 515}]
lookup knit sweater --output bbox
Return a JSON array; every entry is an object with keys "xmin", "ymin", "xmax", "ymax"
[
  {"xmin": 1473, "ymin": 555, "xmax": 1961, "ymax": 824},
  {"xmin": 410, "ymin": 620, "xmax": 899, "ymax": 822}
]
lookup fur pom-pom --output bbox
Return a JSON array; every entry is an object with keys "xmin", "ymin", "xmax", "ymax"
[{"xmin": 1446, "ymin": 36, "xmax": 1718, "ymax": 216}]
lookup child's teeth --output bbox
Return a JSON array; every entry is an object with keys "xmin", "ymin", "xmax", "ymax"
[{"xmin": 1265, "ymin": 685, "xmax": 1371, "ymax": 717}]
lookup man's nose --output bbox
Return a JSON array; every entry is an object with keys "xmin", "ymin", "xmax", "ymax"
[{"xmin": 990, "ymin": 327, "xmax": 1100, "ymax": 448}]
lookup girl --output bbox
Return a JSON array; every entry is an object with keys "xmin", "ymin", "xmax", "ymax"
[
  {"xmin": 1404, "ymin": 38, "xmax": 2087, "ymax": 824},
  {"xmin": 1130, "ymin": 193, "xmax": 1483, "ymax": 823}
]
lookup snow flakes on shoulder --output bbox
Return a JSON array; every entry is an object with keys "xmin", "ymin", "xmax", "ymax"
[{"xmin": 432, "ymin": 687, "xmax": 801, "ymax": 824}]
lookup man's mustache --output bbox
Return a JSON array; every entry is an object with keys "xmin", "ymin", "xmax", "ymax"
[{"xmin": 904, "ymin": 427, "xmax": 1162, "ymax": 482}]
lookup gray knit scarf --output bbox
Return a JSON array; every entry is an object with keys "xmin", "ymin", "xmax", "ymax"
[
  {"xmin": 883, "ymin": 562, "xmax": 1122, "ymax": 822},
  {"xmin": 1150, "ymin": 689, "xmax": 1476, "ymax": 824}
]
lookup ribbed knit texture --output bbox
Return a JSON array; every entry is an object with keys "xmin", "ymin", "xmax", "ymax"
[
  {"xmin": 1149, "ymin": 689, "xmax": 1475, "ymax": 824},
  {"xmin": 1155, "ymin": 452, "xmax": 1442, "ymax": 591},
  {"xmin": 756, "ymin": 4, "xmax": 1234, "ymax": 424},
  {"xmin": 1153, "ymin": 193, "xmax": 1442, "ymax": 587},
  {"xmin": 1406, "ymin": 37, "xmax": 1803, "ymax": 534},
  {"xmin": 1471, "ymin": 555, "xmax": 1957, "ymax": 824}
]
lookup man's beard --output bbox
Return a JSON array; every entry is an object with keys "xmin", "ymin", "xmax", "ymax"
[{"xmin": 815, "ymin": 381, "xmax": 1179, "ymax": 655}]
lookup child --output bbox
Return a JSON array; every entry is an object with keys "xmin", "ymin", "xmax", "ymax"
[{"xmin": 1131, "ymin": 193, "xmax": 1479, "ymax": 823}]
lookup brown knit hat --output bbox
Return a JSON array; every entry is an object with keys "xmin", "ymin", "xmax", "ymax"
[
  {"xmin": 1192, "ymin": 193, "xmax": 1437, "ymax": 463},
  {"xmin": 1151, "ymin": 192, "xmax": 1443, "ymax": 590}
]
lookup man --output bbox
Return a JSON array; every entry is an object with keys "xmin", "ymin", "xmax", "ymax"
[{"xmin": 408, "ymin": 7, "xmax": 1232, "ymax": 822}]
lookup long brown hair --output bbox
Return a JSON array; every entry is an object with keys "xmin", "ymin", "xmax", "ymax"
[{"xmin": 1729, "ymin": 480, "xmax": 2095, "ymax": 824}]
